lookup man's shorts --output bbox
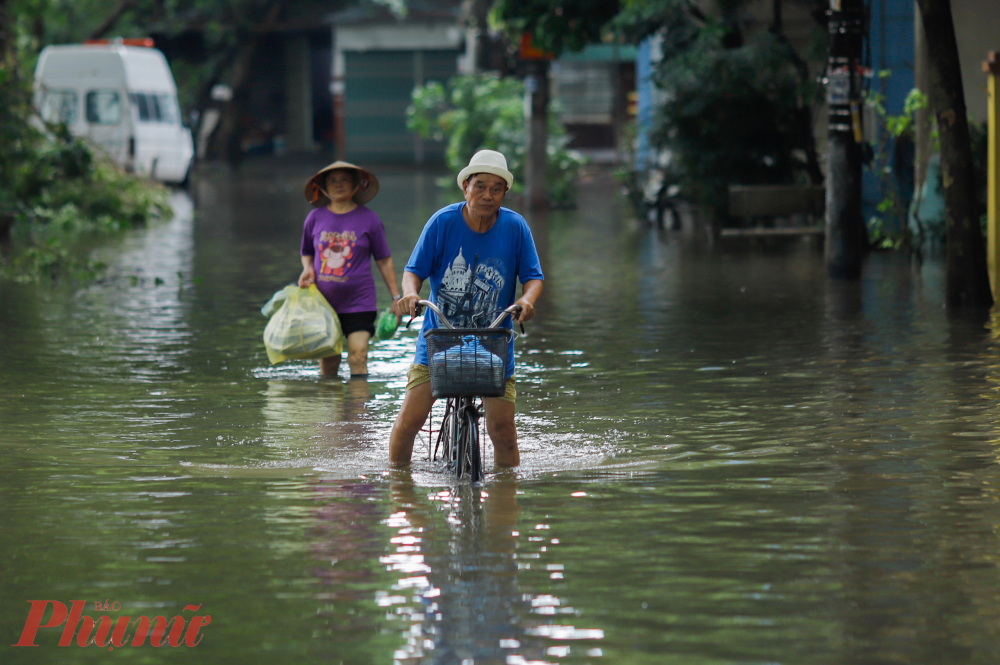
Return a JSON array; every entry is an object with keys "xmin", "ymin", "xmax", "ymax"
[{"xmin": 406, "ymin": 363, "xmax": 516, "ymax": 404}]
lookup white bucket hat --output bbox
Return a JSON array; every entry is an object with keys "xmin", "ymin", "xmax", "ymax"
[{"xmin": 457, "ymin": 150, "xmax": 514, "ymax": 191}]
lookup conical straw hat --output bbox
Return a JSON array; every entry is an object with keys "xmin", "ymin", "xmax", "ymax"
[{"xmin": 304, "ymin": 161, "xmax": 380, "ymax": 206}]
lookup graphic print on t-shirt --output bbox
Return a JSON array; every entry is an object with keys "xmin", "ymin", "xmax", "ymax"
[
  {"xmin": 318, "ymin": 230, "xmax": 356, "ymax": 279},
  {"xmin": 437, "ymin": 247, "xmax": 504, "ymax": 328}
]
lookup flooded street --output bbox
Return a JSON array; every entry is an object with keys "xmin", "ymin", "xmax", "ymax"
[{"xmin": 3, "ymin": 162, "xmax": 1000, "ymax": 664}]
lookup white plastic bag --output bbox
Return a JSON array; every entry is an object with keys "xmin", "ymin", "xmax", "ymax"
[{"xmin": 263, "ymin": 285, "xmax": 343, "ymax": 364}]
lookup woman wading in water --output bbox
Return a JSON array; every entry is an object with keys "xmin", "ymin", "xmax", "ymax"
[{"xmin": 299, "ymin": 162, "xmax": 402, "ymax": 377}]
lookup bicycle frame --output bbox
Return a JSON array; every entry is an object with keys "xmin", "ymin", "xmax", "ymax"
[
  {"xmin": 411, "ymin": 299, "xmax": 522, "ymax": 483},
  {"xmin": 431, "ymin": 395, "xmax": 482, "ymax": 482}
]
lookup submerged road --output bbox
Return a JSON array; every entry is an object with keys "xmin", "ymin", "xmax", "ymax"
[{"xmin": 2, "ymin": 160, "xmax": 1000, "ymax": 664}]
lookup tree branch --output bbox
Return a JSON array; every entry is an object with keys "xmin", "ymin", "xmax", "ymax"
[{"xmin": 88, "ymin": 0, "xmax": 138, "ymax": 41}]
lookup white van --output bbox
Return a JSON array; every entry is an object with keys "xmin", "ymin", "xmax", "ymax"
[{"xmin": 34, "ymin": 42, "xmax": 194, "ymax": 184}]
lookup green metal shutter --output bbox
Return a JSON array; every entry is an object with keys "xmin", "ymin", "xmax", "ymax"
[{"xmin": 344, "ymin": 49, "xmax": 456, "ymax": 165}]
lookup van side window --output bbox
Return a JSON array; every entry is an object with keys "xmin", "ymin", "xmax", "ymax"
[
  {"xmin": 40, "ymin": 90, "xmax": 78, "ymax": 125},
  {"xmin": 86, "ymin": 90, "xmax": 122, "ymax": 125},
  {"xmin": 129, "ymin": 93, "xmax": 178, "ymax": 124},
  {"xmin": 130, "ymin": 93, "xmax": 150, "ymax": 122}
]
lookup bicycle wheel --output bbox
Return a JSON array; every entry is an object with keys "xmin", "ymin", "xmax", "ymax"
[
  {"xmin": 466, "ymin": 407, "xmax": 482, "ymax": 483},
  {"xmin": 431, "ymin": 399, "xmax": 458, "ymax": 468},
  {"xmin": 454, "ymin": 400, "xmax": 483, "ymax": 483},
  {"xmin": 455, "ymin": 400, "xmax": 470, "ymax": 481}
]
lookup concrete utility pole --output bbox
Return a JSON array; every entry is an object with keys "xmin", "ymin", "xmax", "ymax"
[
  {"xmin": 523, "ymin": 59, "xmax": 549, "ymax": 211},
  {"xmin": 824, "ymin": 0, "xmax": 868, "ymax": 279}
]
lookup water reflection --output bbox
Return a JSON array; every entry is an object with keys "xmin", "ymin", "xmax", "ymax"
[{"xmin": 379, "ymin": 475, "xmax": 605, "ymax": 664}]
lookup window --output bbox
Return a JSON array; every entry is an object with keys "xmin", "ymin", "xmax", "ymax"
[
  {"xmin": 148, "ymin": 93, "xmax": 163, "ymax": 122},
  {"xmin": 86, "ymin": 90, "xmax": 122, "ymax": 125},
  {"xmin": 40, "ymin": 90, "xmax": 78, "ymax": 125},
  {"xmin": 129, "ymin": 92, "xmax": 179, "ymax": 124},
  {"xmin": 130, "ymin": 92, "xmax": 150, "ymax": 121},
  {"xmin": 157, "ymin": 94, "xmax": 178, "ymax": 125}
]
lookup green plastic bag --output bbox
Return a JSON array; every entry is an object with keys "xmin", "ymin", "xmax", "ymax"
[
  {"xmin": 263, "ymin": 284, "xmax": 343, "ymax": 364},
  {"xmin": 373, "ymin": 307, "xmax": 399, "ymax": 343}
]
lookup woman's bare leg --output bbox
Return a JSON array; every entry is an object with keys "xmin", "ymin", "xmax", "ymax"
[
  {"xmin": 346, "ymin": 331, "xmax": 371, "ymax": 375},
  {"xmin": 319, "ymin": 331, "xmax": 371, "ymax": 376},
  {"xmin": 320, "ymin": 355, "xmax": 341, "ymax": 376}
]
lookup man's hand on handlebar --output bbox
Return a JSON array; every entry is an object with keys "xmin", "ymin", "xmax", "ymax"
[
  {"xmin": 512, "ymin": 298, "xmax": 535, "ymax": 324},
  {"xmin": 398, "ymin": 293, "xmax": 422, "ymax": 319},
  {"xmin": 400, "ymin": 294, "xmax": 425, "ymax": 330}
]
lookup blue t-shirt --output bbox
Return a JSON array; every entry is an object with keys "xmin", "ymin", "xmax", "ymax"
[{"xmin": 405, "ymin": 203, "xmax": 544, "ymax": 377}]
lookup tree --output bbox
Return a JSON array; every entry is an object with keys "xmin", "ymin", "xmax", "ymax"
[
  {"xmin": 407, "ymin": 73, "xmax": 584, "ymax": 207},
  {"xmin": 915, "ymin": 0, "xmax": 992, "ymax": 307},
  {"xmin": 612, "ymin": 0, "xmax": 826, "ymax": 220},
  {"xmin": 30, "ymin": 0, "xmax": 335, "ymax": 166},
  {"xmin": 493, "ymin": 0, "xmax": 621, "ymax": 209},
  {"xmin": 0, "ymin": 0, "xmax": 11, "ymax": 65}
]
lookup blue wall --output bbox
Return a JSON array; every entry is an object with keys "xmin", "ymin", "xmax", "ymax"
[
  {"xmin": 863, "ymin": 0, "xmax": 916, "ymax": 232},
  {"xmin": 635, "ymin": 37, "xmax": 656, "ymax": 172}
]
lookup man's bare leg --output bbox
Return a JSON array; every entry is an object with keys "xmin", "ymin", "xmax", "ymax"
[
  {"xmin": 485, "ymin": 397, "xmax": 519, "ymax": 467},
  {"xmin": 389, "ymin": 382, "xmax": 434, "ymax": 465}
]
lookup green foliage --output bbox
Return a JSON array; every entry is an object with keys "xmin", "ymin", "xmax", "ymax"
[
  {"xmin": 0, "ymin": 57, "xmax": 170, "ymax": 283},
  {"xmin": 612, "ymin": 0, "xmax": 824, "ymax": 219},
  {"xmin": 969, "ymin": 119, "xmax": 989, "ymax": 238},
  {"xmin": 18, "ymin": 0, "xmax": 293, "ymax": 118},
  {"xmin": 407, "ymin": 73, "xmax": 585, "ymax": 208},
  {"xmin": 657, "ymin": 31, "xmax": 821, "ymax": 216},
  {"xmin": 612, "ymin": 0, "xmax": 701, "ymax": 50},
  {"xmin": 493, "ymin": 0, "xmax": 620, "ymax": 56},
  {"xmin": 864, "ymin": 81, "xmax": 929, "ymax": 249}
]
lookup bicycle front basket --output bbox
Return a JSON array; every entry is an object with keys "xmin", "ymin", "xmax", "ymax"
[{"xmin": 425, "ymin": 327, "xmax": 513, "ymax": 398}]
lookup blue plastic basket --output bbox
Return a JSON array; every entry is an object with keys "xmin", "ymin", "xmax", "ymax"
[{"xmin": 425, "ymin": 328, "xmax": 513, "ymax": 398}]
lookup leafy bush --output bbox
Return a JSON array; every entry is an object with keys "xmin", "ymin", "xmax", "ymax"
[
  {"xmin": 407, "ymin": 73, "xmax": 585, "ymax": 208},
  {"xmin": 0, "ymin": 64, "xmax": 171, "ymax": 282},
  {"xmin": 653, "ymin": 30, "xmax": 822, "ymax": 216},
  {"xmin": 865, "ymin": 78, "xmax": 988, "ymax": 249},
  {"xmin": 612, "ymin": 0, "xmax": 825, "ymax": 220},
  {"xmin": 864, "ymin": 85, "xmax": 928, "ymax": 249}
]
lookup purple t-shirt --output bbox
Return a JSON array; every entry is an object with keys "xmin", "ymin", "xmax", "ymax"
[{"xmin": 300, "ymin": 205, "xmax": 391, "ymax": 313}]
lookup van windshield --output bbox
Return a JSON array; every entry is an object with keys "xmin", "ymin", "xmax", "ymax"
[
  {"xmin": 40, "ymin": 90, "xmax": 78, "ymax": 125},
  {"xmin": 86, "ymin": 90, "xmax": 122, "ymax": 125}
]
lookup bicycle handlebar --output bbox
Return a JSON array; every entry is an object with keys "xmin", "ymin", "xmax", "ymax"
[
  {"xmin": 405, "ymin": 300, "xmax": 453, "ymax": 330},
  {"xmin": 405, "ymin": 300, "xmax": 525, "ymax": 333},
  {"xmin": 489, "ymin": 304, "xmax": 524, "ymax": 332}
]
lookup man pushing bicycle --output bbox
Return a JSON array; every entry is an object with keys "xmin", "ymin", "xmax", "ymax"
[{"xmin": 390, "ymin": 150, "xmax": 544, "ymax": 468}]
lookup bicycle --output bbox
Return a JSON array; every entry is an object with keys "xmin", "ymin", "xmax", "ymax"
[{"xmin": 408, "ymin": 299, "xmax": 524, "ymax": 483}]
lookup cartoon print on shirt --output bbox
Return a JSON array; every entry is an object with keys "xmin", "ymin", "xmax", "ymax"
[
  {"xmin": 318, "ymin": 231, "xmax": 356, "ymax": 277},
  {"xmin": 438, "ymin": 247, "xmax": 505, "ymax": 328}
]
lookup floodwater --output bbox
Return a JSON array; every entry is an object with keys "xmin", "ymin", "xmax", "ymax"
[{"xmin": 3, "ymin": 161, "xmax": 1000, "ymax": 665}]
